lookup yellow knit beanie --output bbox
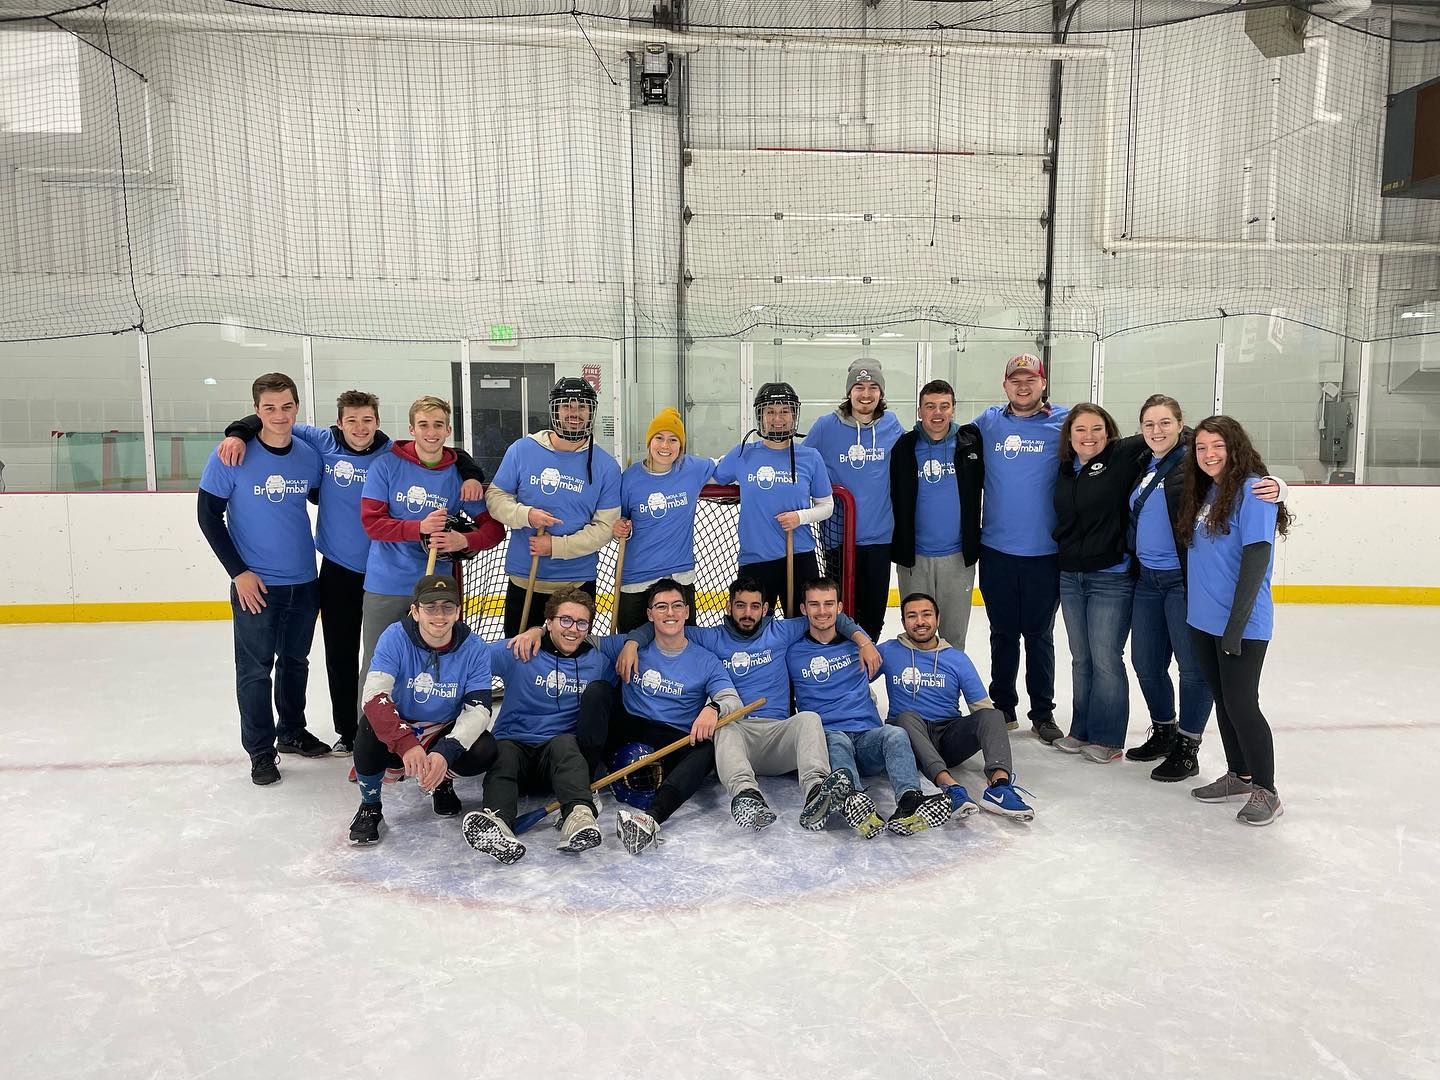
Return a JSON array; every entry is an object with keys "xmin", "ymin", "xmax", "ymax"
[{"xmin": 644, "ymin": 406, "xmax": 686, "ymax": 452}]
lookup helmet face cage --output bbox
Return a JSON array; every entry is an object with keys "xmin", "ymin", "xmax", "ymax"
[
  {"xmin": 608, "ymin": 742, "xmax": 663, "ymax": 810},
  {"xmin": 753, "ymin": 382, "xmax": 801, "ymax": 441},
  {"xmin": 549, "ymin": 378, "xmax": 598, "ymax": 440}
]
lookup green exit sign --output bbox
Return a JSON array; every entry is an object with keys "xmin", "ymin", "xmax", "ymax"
[{"xmin": 488, "ymin": 324, "xmax": 518, "ymax": 345}]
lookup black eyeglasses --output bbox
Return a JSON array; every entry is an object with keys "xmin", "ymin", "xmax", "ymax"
[{"xmin": 554, "ymin": 614, "xmax": 591, "ymax": 632}]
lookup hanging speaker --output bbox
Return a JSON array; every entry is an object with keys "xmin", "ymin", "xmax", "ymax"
[{"xmin": 1243, "ymin": 4, "xmax": 1309, "ymax": 59}]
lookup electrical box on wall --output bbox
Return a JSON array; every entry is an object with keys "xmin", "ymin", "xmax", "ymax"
[{"xmin": 1383, "ymin": 76, "xmax": 1440, "ymax": 199}]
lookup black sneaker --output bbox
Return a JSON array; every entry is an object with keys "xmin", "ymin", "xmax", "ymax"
[
  {"xmin": 730, "ymin": 789, "xmax": 778, "ymax": 830},
  {"xmin": 277, "ymin": 730, "xmax": 332, "ymax": 757},
  {"xmin": 431, "ymin": 778, "xmax": 462, "ymax": 817},
  {"xmin": 250, "ymin": 752, "xmax": 281, "ymax": 786},
  {"xmin": 800, "ymin": 769, "xmax": 854, "ymax": 831},
  {"xmin": 1150, "ymin": 732, "xmax": 1200, "ymax": 782},
  {"xmin": 349, "ymin": 803, "xmax": 383, "ymax": 845},
  {"xmin": 1126, "ymin": 722, "xmax": 1177, "ymax": 762},
  {"xmin": 999, "ymin": 706, "xmax": 1020, "ymax": 731},
  {"xmin": 886, "ymin": 790, "xmax": 954, "ymax": 836},
  {"xmin": 1031, "ymin": 716, "xmax": 1064, "ymax": 745},
  {"xmin": 331, "ymin": 736, "xmax": 354, "ymax": 756}
]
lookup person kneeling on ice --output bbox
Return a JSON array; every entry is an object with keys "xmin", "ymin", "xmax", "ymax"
[
  {"xmin": 616, "ymin": 576, "xmax": 878, "ymax": 832},
  {"xmin": 789, "ymin": 578, "xmax": 952, "ymax": 838},
  {"xmin": 462, "ymin": 589, "xmax": 619, "ymax": 864},
  {"xmin": 348, "ymin": 574, "xmax": 497, "ymax": 845},
  {"xmin": 877, "ymin": 593, "xmax": 1036, "ymax": 822}
]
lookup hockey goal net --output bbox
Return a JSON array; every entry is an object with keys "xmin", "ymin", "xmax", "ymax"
[{"xmin": 458, "ymin": 484, "xmax": 857, "ymax": 637}]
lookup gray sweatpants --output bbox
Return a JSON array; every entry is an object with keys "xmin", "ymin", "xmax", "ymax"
[
  {"xmin": 714, "ymin": 712, "xmax": 830, "ymax": 798},
  {"xmin": 897, "ymin": 552, "xmax": 978, "ymax": 649},
  {"xmin": 889, "ymin": 707, "xmax": 1012, "ymax": 783},
  {"xmin": 355, "ymin": 591, "xmax": 413, "ymax": 723}
]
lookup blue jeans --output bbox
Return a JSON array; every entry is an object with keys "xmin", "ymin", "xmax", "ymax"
[
  {"xmin": 1058, "ymin": 570, "xmax": 1134, "ymax": 748},
  {"xmin": 1130, "ymin": 566, "xmax": 1213, "ymax": 737},
  {"xmin": 825, "ymin": 726, "xmax": 921, "ymax": 800},
  {"xmin": 231, "ymin": 580, "xmax": 319, "ymax": 756}
]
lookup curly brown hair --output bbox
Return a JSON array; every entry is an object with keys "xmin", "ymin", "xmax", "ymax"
[
  {"xmin": 543, "ymin": 588, "xmax": 596, "ymax": 621},
  {"xmin": 1177, "ymin": 415, "xmax": 1291, "ymax": 545}
]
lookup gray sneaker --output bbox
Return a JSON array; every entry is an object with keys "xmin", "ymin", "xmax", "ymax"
[
  {"xmin": 1079, "ymin": 744, "xmax": 1121, "ymax": 763},
  {"xmin": 1237, "ymin": 787, "xmax": 1284, "ymax": 826},
  {"xmin": 1191, "ymin": 772, "xmax": 1254, "ymax": 803},
  {"xmin": 1053, "ymin": 735, "xmax": 1088, "ymax": 754}
]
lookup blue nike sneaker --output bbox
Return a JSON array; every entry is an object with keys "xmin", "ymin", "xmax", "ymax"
[
  {"xmin": 944, "ymin": 785, "xmax": 979, "ymax": 818},
  {"xmin": 981, "ymin": 780, "xmax": 1034, "ymax": 821}
]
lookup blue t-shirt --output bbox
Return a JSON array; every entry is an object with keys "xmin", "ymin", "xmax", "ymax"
[
  {"xmin": 492, "ymin": 436, "xmax": 623, "ymax": 582},
  {"xmin": 1186, "ymin": 478, "xmax": 1279, "ymax": 641},
  {"xmin": 687, "ymin": 615, "xmax": 812, "ymax": 721},
  {"xmin": 360, "ymin": 449, "xmax": 480, "ymax": 596},
  {"xmin": 199, "ymin": 439, "xmax": 322, "ymax": 586},
  {"xmin": 912, "ymin": 429, "xmax": 964, "ymax": 558},
  {"xmin": 488, "ymin": 641, "xmax": 619, "ymax": 745},
  {"xmin": 618, "ymin": 455, "xmax": 717, "ymax": 585},
  {"xmin": 973, "ymin": 405, "xmax": 1069, "ymax": 556},
  {"xmin": 788, "ymin": 635, "xmax": 880, "ymax": 732},
  {"xmin": 800, "ymin": 411, "xmax": 904, "ymax": 546},
  {"xmin": 290, "ymin": 423, "xmax": 382, "ymax": 574},
  {"xmin": 875, "ymin": 639, "xmax": 988, "ymax": 722},
  {"xmin": 621, "ymin": 639, "xmax": 737, "ymax": 732},
  {"xmin": 1131, "ymin": 456, "xmax": 1182, "ymax": 572},
  {"xmin": 368, "ymin": 621, "xmax": 492, "ymax": 732},
  {"xmin": 713, "ymin": 441, "xmax": 833, "ymax": 564}
]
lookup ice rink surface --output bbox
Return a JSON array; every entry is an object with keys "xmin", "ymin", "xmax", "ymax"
[{"xmin": 2, "ymin": 604, "xmax": 1437, "ymax": 1080}]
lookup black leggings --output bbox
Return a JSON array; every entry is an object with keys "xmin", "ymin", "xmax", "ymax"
[
  {"xmin": 354, "ymin": 717, "xmax": 498, "ymax": 783},
  {"xmin": 739, "ymin": 550, "xmax": 820, "ymax": 620},
  {"xmin": 502, "ymin": 579, "xmax": 597, "ymax": 638},
  {"xmin": 317, "ymin": 557, "xmax": 365, "ymax": 742},
  {"xmin": 1188, "ymin": 628, "xmax": 1274, "ymax": 792},
  {"xmin": 483, "ymin": 736, "xmax": 594, "ymax": 827},
  {"xmin": 828, "ymin": 542, "xmax": 891, "ymax": 643},
  {"xmin": 617, "ymin": 710, "xmax": 716, "ymax": 824}
]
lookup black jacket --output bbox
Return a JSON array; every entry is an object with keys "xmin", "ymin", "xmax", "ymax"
[
  {"xmin": 889, "ymin": 424, "xmax": 985, "ymax": 568},
  {"xmin": 1051, "ymin": 434, "xmax": 1149, "ymax": 573}
]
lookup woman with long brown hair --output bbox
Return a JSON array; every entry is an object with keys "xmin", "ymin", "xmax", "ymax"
[{"xmin": 1178, "ymin": 415, "xmax": 1291, "ymax": 825}]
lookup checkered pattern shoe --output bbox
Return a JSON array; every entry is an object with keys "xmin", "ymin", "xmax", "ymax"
[
  {"xmin": 842, "ymin": 791, "xmax": 885, "ymax": 839},
  {"xmin": 886, "ymin": 790, "xmax": 954, "ymax": 836}
]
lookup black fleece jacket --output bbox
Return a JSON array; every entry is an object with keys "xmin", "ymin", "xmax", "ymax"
[
  {"xmin": 889, "ymin": 423, "xmax": 985, "ymax": 569},
  {"xmin": 1051, "ymin": 434, "xmax": 1150, "ymax": 573}
]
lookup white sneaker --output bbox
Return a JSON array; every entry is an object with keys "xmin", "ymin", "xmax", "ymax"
[
  {"xmin": 557, "ymin": 804, "xmax": 602, "ymax": 853},
  {"xmin": 616, "ymin": 808, "xmax": 661, "ymax": 855},
  {"xmin": 462, "ymin": 809, "xmax": 526, "ymax": 864}
]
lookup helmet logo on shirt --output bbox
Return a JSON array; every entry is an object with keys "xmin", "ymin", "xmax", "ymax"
[
  {"xmin": 544, "ymin": 669, "xmax": 569, "ymax": 698},
  {"xmin": 263, "ymin": 474, "xmax": 287, "ymax": 502},
  {"xmin": 646, "ymin": 491, "xmax": 669, "ymax": 518},
  {"xmin": 922, "ymin": 458, "xmax": 945, "ymax": 484},
  {"xmin": 1002, "ymin": 434, "xmax": 1024, "ymax": 460},
  {"xmin": 730, "ymin": 651, "xmax": 752, "ymax": 676},
  {"xmin": 900, "ymin": 666, "xmax": 920, "ymax": 690},
  {"xmin": 412, "ymin": 672, "xmax": 435, "ymax": 703},
  {"xmin": 755, "ymin": 465, "xmax": 777, "ymax": 490},
  {"xmin": 404, "ymin": 484, "xmax": 429, "ymax": 512},
  {"xmin": 332, "ymin": 460, "xmax": 356, "ymax": 486},
  {"xmin": 539, "ymin": 467, "xmax": 562, "ymax": 495},
  {"xmin": 640, "ymin": 669, "xmax": 664, "ymax": 695},
  {"xmin": 1089, "ymin": 462, "xmax": 1106, "ymax": 475},
  {"xmin": 845, "ymin": 443, "xmax": 867, "ymax": 469},
  {"xmin": 807, "ymin": 656, "xmax": 832, "ymax": 682}
]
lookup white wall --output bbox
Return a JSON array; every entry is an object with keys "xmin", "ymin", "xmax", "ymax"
[{"xmin": 1, "ymin": 485, "xmax": 1436, "ymax": 619}]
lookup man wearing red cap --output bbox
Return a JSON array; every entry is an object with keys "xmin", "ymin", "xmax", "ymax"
[{"xmin": 972, "ymin": 354, "xmax": 1069, "ymax": 744}]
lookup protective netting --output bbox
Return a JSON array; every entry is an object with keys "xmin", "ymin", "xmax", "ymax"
[
  {"xmin": 457, "ymin": 482, "xmax": 857, "ymax": 638},
  {"xmin": 0, "ymin": 0, "xmax": 1437, "ymax": 345}
]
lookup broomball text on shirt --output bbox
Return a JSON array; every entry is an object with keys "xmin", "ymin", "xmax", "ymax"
[{"xmin": 253, "ymin": 475, "xmax": 310, "ymax": 501}]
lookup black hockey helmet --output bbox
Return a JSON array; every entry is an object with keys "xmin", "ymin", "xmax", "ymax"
[
  {"xmin": 753, "ymin": 381, "xmax": 801, "ymax": 441},
  {"xmin": 549, "ymin": 377, "xmax": 598, "ymax": 440}
]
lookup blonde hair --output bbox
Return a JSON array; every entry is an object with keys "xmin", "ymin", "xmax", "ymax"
[{"xmin": 408, "ymin": 395, "xmax": 452, "ymax": 426}]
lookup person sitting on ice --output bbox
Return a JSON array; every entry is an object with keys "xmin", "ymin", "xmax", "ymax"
[
  {"xmin": 347, "ymin": 574, "xmax": 497, "ymax": 845},
  {"xmin": 615, "ymin": 576, "xmax": 878, "ymax": 832},
  {"xmin": 876, "ymin": 592, "xmax": 1035, "ymax": 822},
  {"xmin": 462, "ymin": 589, "xmax": 618, "ymax": 864},
  {"xmin": 788, "ymin": 578, "xmax": 952, "ymax": 838}
]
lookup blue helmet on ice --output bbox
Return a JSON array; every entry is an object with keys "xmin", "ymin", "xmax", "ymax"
[{"xmin": 608, "ymin": 742, "xmax": 663, "ymax": 810}]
